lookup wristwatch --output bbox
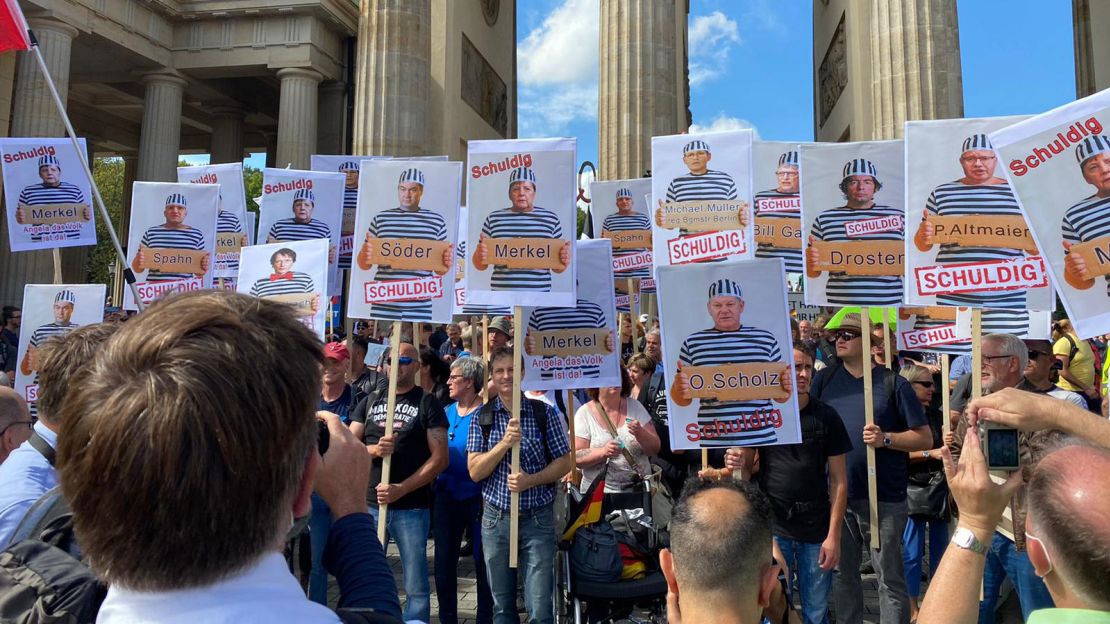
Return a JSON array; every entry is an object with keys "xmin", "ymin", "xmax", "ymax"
[
  {"xmin": 882, "ymin": 433, "xmax": 892, "ymax": 448},
  {"xmin": 951, "ymin": 527, "xmax": 987, "ymax": 555},
  {"xmin": 922, "ymin": 450, "xmax": 932, "ymax": 459}
]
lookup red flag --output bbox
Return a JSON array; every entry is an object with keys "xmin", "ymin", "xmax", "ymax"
[{"xmin": 0, "ymin": 0, "xmax": 31, "ymax": 52}]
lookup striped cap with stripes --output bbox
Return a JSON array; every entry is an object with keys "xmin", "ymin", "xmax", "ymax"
[
  {"xmin": 708, "ymin": 278, "xmax": 743, "ymax": 300},
  {"xmin": 778, "ymin": 151, "xmax": 799, "ymax": 167},
  {"xmin": 1076, "ymin": 135, "xmax": 1110, "ymax": 165},
  {"xmin": 338, "ymin": 161, "xmax": 359, "ymax": 172},
  {"xmin": 165, "ymin": 193, "xmax": 188, "ymax": 207},
  {"xmin": 293, "ymin": 188, "xmax": 315, "ymax": 203},
  {"xmin": 38, "ymin": 155, "xmax": 60, "ymax": 168},
  {"xmin": 961, "ymin": 133, "xmax": 993, "ymax": 154},
  {"xmin": 54, "ymin": 289, "xmax": 76, "ymax": 305},
  {"xmin": 842, "ymin": 158, "xmax": 879, "ymax": 183},
  {"xmin": 616, "ymin": 187, "xmax": 633, "ymax": 199},
  {"xmin": 683, "ymin": 140, "xmax": 711, "ymax": 154},
  {"xmin": 509, "ymin": 166, "xmax": 537, "ymax": 186},
  {"xmin": 398, "ymin": 167, "xmax": 426, "ymax": 186}
]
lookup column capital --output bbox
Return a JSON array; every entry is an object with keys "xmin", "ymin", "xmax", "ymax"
[
  {"xmin": 140, "ymin": 69, "xmax": 188, "ymax": 88},
  {"xmin": 27, "ymin": 17, "xmax": 79, "ymax": 40},
  {"xmin": 209, "ymin": 104, "xmax": 247, "ymax": 119},
  {"xmin": 276, "ymin": 67, "xmax": 324, "ymax": 83}
]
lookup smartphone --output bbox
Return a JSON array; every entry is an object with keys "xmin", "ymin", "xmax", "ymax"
[
  {"xmin": 981, "ymin": 423, "xmax": 1020, "ymax": 471},
  {"xmin": 317, "ymin": 419, "xmax": 330, "ymax": 456}
]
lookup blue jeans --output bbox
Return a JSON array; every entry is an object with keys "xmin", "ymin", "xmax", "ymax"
[
  {"xmin": 901, "ymin": 516, "xmax": 949, "ymax": 598},
  {"xmin": 368, "ymin": 506, "xmax": 431, "ymax": 623},
  {"xmin": 978, "ymin": 533, "xmax": 1054, "ymax": 623},
  {"xmin": 308, "ymin": 493, "xmax": 332, "ymax": 605},
  {"xmin": 434, "ymin": 493, "xmax": 493, "ymax": 624},
  {"xmin": 774, "ymin": 537, "xmax": 832, "ymax": 624},
  {"xmin": 482, "ymin": 503, "xmax": 555, "ymax": 624}
]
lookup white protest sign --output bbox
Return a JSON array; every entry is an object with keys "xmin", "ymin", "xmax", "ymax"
[
  {"xmin": 1, "ymin": 138, "xmax": 95, "ymax": 252},
  {"xmin": 589, "ymin": 178, "xmax": 653, "ymax": 278},
  {"xmin": 259, "ymin": 168, "xmax": 344, "ymax": 301},
  {"xmin": 753, "ymin": 141, "xmax": 807, "ymax": 275},
  {"xmin": 238, "ymin": 238, "xmax": 330, "ymax": 342},
  {"xmin": 177, "ymin": 162, "xmax": 249, "ymax": 278}
]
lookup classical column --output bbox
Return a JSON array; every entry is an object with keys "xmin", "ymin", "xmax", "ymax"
[
  {"xmin": 137, "ymin": 71, "xmax": 187, "ymax": 181},
  {"xmin": 209, "ymin": 106, "xmax": 245, "ymax": 164},
  {"xmin": 598, "ymin": 0, "xmax": 682, "ymax": 180},
  {"xmin": 868, "ymin": 0, "xmax": 963, "ymax": 140},
  {"xmin": 1074, "ymin": 0, "xmax": 1110, "ymax": 97},
  {"xmin": 276, "ymin": 68, "xmax": 322, "ymax": 169},
  {"xmin": 351, "ymin": 0, "xmax": 430, "ymax": 157},
  {"xmin": 317, "ymin": 81, "xmax": 347, "ymax": 155}
]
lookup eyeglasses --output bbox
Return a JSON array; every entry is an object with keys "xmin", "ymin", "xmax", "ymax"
[
  {"xmin": 960, "ymin": 155, "xmax": 996, "ymax": 163},
  {"xmin": 0, "ymin": 421, "xmax": 32, "ymax": 436},
  {"xmin": 447, "ymin": 374, "xmax": 465, "ymax": 383},
  {"xmin": 912, "ymin": 380, "xmax": 935, "ymax": 388},
  {"xmin": 389, "ymin": 356, "xmax": 415, "ymax": 366},
  {"xmin": 1028, "ymin": 351, "xmax": 1047, "ymax": 360},
  {"xmin": 834, "ymin": 330, "xmax": 861, "ymax": 342}
]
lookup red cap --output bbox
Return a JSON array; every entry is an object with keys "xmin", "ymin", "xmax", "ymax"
[{"xmin": 323, "ymin": 342, "xmax": 349, "ymax": 362}]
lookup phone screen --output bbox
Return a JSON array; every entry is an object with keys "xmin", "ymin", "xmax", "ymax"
[{"xmin": 986, "ymin": 428, "xmax": 1020, "ymax": 468}]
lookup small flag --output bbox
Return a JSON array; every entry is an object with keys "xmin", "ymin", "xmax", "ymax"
[
  {"xmin": 561, "ymin": 466, "xmax": 606, "ymax": 542},
  {"xmin": 0, "ymin": 0, "xmax": 32, "ymax": 52}
]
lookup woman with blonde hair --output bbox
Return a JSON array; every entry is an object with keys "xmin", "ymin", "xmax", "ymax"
[{"xmin": 1052, "ymin": 317, "xmax": 1099, "ymax": 411}]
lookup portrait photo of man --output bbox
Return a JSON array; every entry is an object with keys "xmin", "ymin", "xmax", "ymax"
[
  {"xmin": 216, "ymin": 193, "xmax": 247, "ymax": 273},
  {"xmin": 131, "ymin": 193, "xmax": 211, "ymax": 283},
  {"xmin": 14, "ymin": 154, "xmax": 89, "ymax": 243},
  {"xmin": 601, "ymin": 187, "xmax": 652, "ymax": 279},
  {"xmin": 266, "ymin": 188, "xmax": 337, "ymax": 264},
  {"xmin": 19, "ymin": 289, "xmax": 77, "ymax": 383},
  {"xmin": 655, "ymin": 139, "xmax": 744, "ymax": 243},
  {"xmin": 339, "ymin": 160, "xmax": 359, "ymax": 270},
  {"xmin": 1062, "ymin": 134, "xmax": 1110, "ymax": 295},
  {"xmin": 753, "ymin": 150, "xmax": 802, "ymax": 273}
]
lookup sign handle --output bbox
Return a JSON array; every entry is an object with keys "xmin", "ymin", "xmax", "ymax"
[
  {"xmin": 971, "ymin": 309, "xmax": 983, "ymax": 401},
  {"xmin": 509, "ymin": 307, "xmax": 523, "ymax": 568},
  {"xmin": 882, "ymin": 313, "xmax": 893, "ymax": 370},
  {"xmin": 471, "ymin": 315, "xmax": 479, "ymax": 356},
  {"xmin": 701, "ymin": 448, "xmax": 708, "ymax": 471},
  {"xmin": 566, "ymin": 388, "xmax": 580, "ymax": 487},
  {"xmin": 628, "ymin": 277, "xmax": 638, "ymax": 352},
  {"xmin": 482, "ymin": 315, "xmax": 490, "ymax": 363},
  {"xmin": 377, "ymin": 321, "xmax": 402, "ymax": 543},
  {"xmin": 941, "ymin": 355, "xmax": 951, "ymax": 437},
  {"xmin": 861, "ymin": 307, "xmax": 881, "ymax": 550},
  {"xmin": 51, "ymin": 248, "xmax": 62, "ymax": 285}
]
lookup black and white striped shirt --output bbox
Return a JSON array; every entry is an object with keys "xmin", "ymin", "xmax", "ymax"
[
  {"xmin": 811, "ymin": 205, "xmax": 903, "ymax": 305},
  {"xmin": 480, "ymin": 207, "xmax": 564, "ymax": 291},
  {"xmin": 1063, "ymin": 194, "xmax": 1110, "ymax": 296},
  {"xmin": 27, "ymin": 321, "xmax": 76, "ymax": 409},
  {"xmin": 665, "ymin": 170, "xmax": 738, "ymax": 202},
  {"xmin": 217, "ymin": 211, "xmax": 244, "ymax": 272},
  {"xmin": 249, "ymin": 272, "xmax": 316, "ymax": 298},
  {"xmin": 341, "ymin": 187, "xmax": 358, "ymax": 269},
  {"xmin": 678, "ymin": 326, "xmax": 782, "ymax": 446},
  {"xmin": 140, "ymin": 225, "xmax": 206, "ymax": 281},
  {"xmin": 753, "ymin": 188, "xmax": 802, "ymax": 273},
  {"xmin": 528, "ymin": 299, "xmax": 608, "ymax": 379},
  {"xmin": 602, "ymin": 212, "xmax": 651, "ymax": 278},
  {"xmin": 366, "ymin": 207, "xmax": 449, "ymax": 321},
  {"xmin": 267, "ymin": 218, "xmax": 332, "ymax": 243},
  {"xmin": 456, "ymin": 240, "xmax": 512, "ymax": 315},
  {"xmin": 17, "ymin": 182, "xmax": 87, "ymax": 242}
]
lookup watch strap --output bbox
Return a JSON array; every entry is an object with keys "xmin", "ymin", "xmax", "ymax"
[{"xmin": 951, "ymin": 527, "xmax": 988, "ymax": 555}]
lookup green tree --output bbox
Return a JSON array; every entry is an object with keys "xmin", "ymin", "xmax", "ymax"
[
  {"xmin": 577, "ymin": 207, "xmax": 587, "ymax": 238},
  {"xmin": 85, "ymin": 157, "xmax": 125, "ymax": 285},
  {"xmin": 244, "ymin": 166, "xmax": 262, "ymax": 212}
]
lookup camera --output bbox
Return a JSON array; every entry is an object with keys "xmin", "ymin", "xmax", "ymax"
[
  {"xmin": 317, "ymin": 419, "xmax": 330, "ymax": 456},
  {"xmin": 980, "ymin": 422, "xmax": 1020, "ymax": 471}
]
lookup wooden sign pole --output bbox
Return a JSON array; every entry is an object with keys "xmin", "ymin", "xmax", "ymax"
[
  {"xmin": 378, "ymin": 321, "xmax": 403, "ymax": 543},
  {"xmin": 941, "ymin": 355, "xmax": 951, "ymax": 437},
  {"xmin": 628, "ymin": 277, "xmax": 639, "ymax": 351},
  {"xmin": 566, "ymin": 388, "xmax": 580, "ymax": 486},
  {"xmin": 51, "ymin": 248, "xmax": 62, "ymax": 285},
  {"xmin": 882, "ymin": 313, "xmax": 893, "ymax": 370},
  {"xmin": 482, "ymin": 315, "xmax": 490, "ymax": 363},
  {"xmin": 701, "ymin": 448, "xmax": 708, "ymax": 471},
  {"xmin": 971, "ymin": 309, "xmax": 983, "ymax": 401},
  {"xmin": 509, "ymin": 308, "xmax": 523, "ymax": 569},
  {"xmin": 860, "ymin": 307, "xmax": 881, "ymax": 550},
  {"xmin": 471, "ymin": 315, "xmax": 479, "ymax": 355}
]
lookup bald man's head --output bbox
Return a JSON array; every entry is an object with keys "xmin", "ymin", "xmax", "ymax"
[{"xmin": 0, "ymin": 386, "xmax": 31, "ymax": 463}]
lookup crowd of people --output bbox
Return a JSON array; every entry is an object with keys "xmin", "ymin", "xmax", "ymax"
[{"xmin": 0, "ymin": 292, "xmax": 1108, "ymax": 624}]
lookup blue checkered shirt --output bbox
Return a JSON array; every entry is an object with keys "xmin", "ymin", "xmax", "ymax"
[{"xmin": 466, "ymin": 394, "xmax": 570, "ymax": 511}]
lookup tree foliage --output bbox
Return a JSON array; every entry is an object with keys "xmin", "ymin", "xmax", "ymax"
[{"xmin": 84, "ymin": 158, "xmax": 124, "ymax": 286}]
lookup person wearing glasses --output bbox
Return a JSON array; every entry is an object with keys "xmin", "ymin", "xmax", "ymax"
[
  {"xmin": 754, "ymin": 150, "xmax": 803, "ymax": 273},
  {"xmin": 1019, "ymin": 340, "xmax": 1085, "ymax": 408},
  {"xmin": 349, "ymin": 341, "xmax": 448, "ymax": 624},
  {"xmin": 0, "ymin": 387, "xmax": 31, "ymax": 465}
]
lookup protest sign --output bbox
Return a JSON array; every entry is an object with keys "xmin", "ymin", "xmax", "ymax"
[
  {"xmin": 1, "ymin": 138, "xmax": 95, "ymax": 252},
  {"xmin": 237, "ymin": 238, "xmax": 329, "ymax": 342},
  {"xmin": 786, "ymin": 293, "xmax": 823, "ymax": 324},
  {"xmin": 177, "ymin": 162, "xmax": 248, "ymax": 278},
  {"xmin": 657, "ymin": 258, "xmax": 800, "ymax": 450},
  {"xmin": 311, "ymin": 155, "xmax": 389, "ymax": 270},
  {"xmin": 246, "ymin": 211, "xmax": 257, "ymax": 245},
  {"xmin": 124, "ymin": 182, "xmax": 218, "ymax": 309},
  {"xmin": 259, "ymin": 168, "xmax": 344, "ymax": 301},
  {"xmin": 347, "ymin": 160, "xmax": 462, "ymax": 323},
  {"xmin": 589, "ymin": 178, "xmax": 653, "ymax": 279},
  {"xmin": 651, "ymin": 130, "xmax": 753, "ymax": 268},
  {"xmin": 897, "ymin": 307, "xmax": 1051, "ymax": 354},
  {"xmin": 753, "ymin": 141, "xmax": 807, "ymax": 275},
  {"xmin": 453, "ymin": 206, "xmax": 512, "ymax": 317}
]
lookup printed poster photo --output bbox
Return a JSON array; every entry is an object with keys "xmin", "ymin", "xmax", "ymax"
[
  {"xmin": 177, "ymin": 162, "xmax": 249, "ymax": 278},
  {"xmin": 895, "ymin": 306, "xmax": 972, "ymax": 354},
  {"xmin": 991, "ymin": 89, "xmax": 1110, "ymax": 338},
  {"xmin": 452, "ymin": 206, "xmax": 511, "ymax": 317},
  {"xmin": 0, "ymin": 138, "xmax": 95, "ymax": 252},
  {"xmin": 124, "ymin": 182, "xmax": 219, "ymax": 309},
  {"xmin": 311, "ymin": 155, "xmax": 388, "ymax": 270},
  {"xmin": 752, "ymin": 141, "xmax": 806, "ymax": 275},
  {"xmin": 237, "ymin": 238, "xmax": 329, "ymax": 342},
  {"xmin": 347, "ymin": 160, "xmax": 462, "ymax": 323},
  {"xmin": 258, "ymin": 167, "xmax": 344, "ymax": 299},
  {"xmin": 14, "ymin": 284, "xmax": 106, "ymax": 415},
  {"xmin": 466, "ymin": 138, "xmax": 577, "ymax": 308},
  {"xmin": 650, "ymin": 130, "xmax": 753, "ymax": 268},
  {"xmin": 657, "ymin": 258, "xmax": 800, "ymax": 450},
  {"xmin": 589, "ymin": 178, "xmax": 653, "ymax": 279},
  {"xmin": 522, "ymin": 239, "xmax": 619, "ymax": 391},
  {"xmin": 801, "ymin": 140, "xmax": 905, "ymax": 307}
]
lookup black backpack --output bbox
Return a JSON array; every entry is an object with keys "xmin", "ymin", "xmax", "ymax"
[{"xmin": 478, "ymin": 397, "xmax": 553, "ymax": 463}]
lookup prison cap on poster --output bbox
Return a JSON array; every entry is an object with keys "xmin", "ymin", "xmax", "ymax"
[
  {"xmin": 293, "ymin": 188, "xmax": 315, "ymax": 203},
  {"xmin": 1075, "ymin": 135, "xmax": 1110, "ymax": 166},
  {"xmin": 616, "ymin": 187, "xmax": 633, "ymax": 199},
  {"xmin": 683, "ymin": 139, "xmax": 711, "ymax": 154},
  {"xmin": 509, "ymin": 166, "xmax": 536, "ymax": 187},
  {"xmin": 38, "ymin": 155, "xmax": 60, "ymax": 169},
  {"xmin": 54, "ymin": 289, "xmax": 76, "ymax": 305},
  {"xmin": 961, "ymin": 133, "xmax": 993, "ymax": 154},
  {"xmin": 708, "ymin": 278, "xmax": 743, "ymax": 300},
  {"xmin": 338, "ymin": 161, "xmax": 359, "ymax": 172},
  {"xmin": 165, "ymin": 193, "xmax": 188, "ymax": 207},
  {"xmin": 398, "ymin": 167, "xmax": 426, "ymax": 186},
  {"xmin": 778, "ymin": 151, "xmax": 799, "ymax": 167},
  {"xmin": 841, "ymin": 158, "xmax": 879, "ymax": 184}
]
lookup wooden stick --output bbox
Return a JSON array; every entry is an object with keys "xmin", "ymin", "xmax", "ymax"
[
  {"xmin": 482, "ymin": 315, "xmax": 490, "ymax": 363},
  {"xmin": 861, "ymin": 307, "xmax": 881, "ymax": 550},
  {"xmin": 566, "ymin": 388, "xmax": 580, "ymax": 487},
  {"xmin": 882, "ymin": 313, "xmax": 893, "ymax": 370},
  {"xmin": 51, "ymin": 248, "xmax": 62, "ymax": 285},
  {"xmin": 701, "ymin": 448, "xmax": 708, "ymax": 471},
  {"xmin": 471, "ymin": 315, "xmax": 479, "ymax": 355},
  {"xmin": 629, "ymin": 277, "xmax": 639, "ymax": 353},
  {"xmin": 509, "ymin": 308, "xmax": 523, "ymax": 569},
  {"xmin": 971, "ymin": 309, "xmax": 983, "ymax": 401},
  {"xmin": 942, "ymin": 355, "xmax": 951, "ymax": 437},
  {"xmin": 377, "ymin": 321, "xmax": 403, "ymax": 543}
]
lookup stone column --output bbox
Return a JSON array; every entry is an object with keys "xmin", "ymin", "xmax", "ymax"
[
  {"xmin": 276, "ymin": 68, "xmax": 322, "ymax": 169},
  {"xmin": 868, "ymin": 0, "xmax": 963, "ymax": 140},
  {"xmin": 598, "ymin": 0, "xmax": 681, "ymax": 180},
  {"xmin": 317, "ymin": 81, "xmax": 347, "ymax": 155},
  {"xmin": 1074, "ymin": 0, "xmax": 1110, "ymax": 97},
  {"xmin": 351, "ymin": 0, "xmax": 430, "ymax": 157},
  {"xmin": 136, "ymin": 71, "xmax": 187, "ymax": 181},
  {"xmin": 209, "ymin": 106, "xmax": 245, "ymax": 164}
]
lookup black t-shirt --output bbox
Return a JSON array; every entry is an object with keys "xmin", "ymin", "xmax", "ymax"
[
  {"xmin": 755, "ymin": 398, "xmax": 853, "ymax": 543},
  {"xmin": 351, "ymin": 386, "xmax": 447, "ymax": 510}
]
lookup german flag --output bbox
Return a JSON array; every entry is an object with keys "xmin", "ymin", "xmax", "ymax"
[{"xmin": 561, "ymin": 465, "xmax": 606, "ymax": 542}]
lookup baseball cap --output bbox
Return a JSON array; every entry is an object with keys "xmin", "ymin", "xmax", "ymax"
[
  {"xmin": 1024, "ymin": 339, "xmax": 1053, "ymax": 355},
  {"xmin": 489, "ymin": 316, "xmax": 512, "ymax": 337},
  {"xmin": 323, "ymin": 342, "xmax": 349, "ymax": 362}
]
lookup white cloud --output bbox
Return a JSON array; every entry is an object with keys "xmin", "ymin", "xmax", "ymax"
[
  {"xmin": 518, "ymin": 0, "xmax": 599, "ymax": 87},
  {"xmin": 518, "ymin": 82, "xmax": 598, "ymax": 138},
  {"xmin": 689, "ymin": 113, "xmax": 759, "ymax": 138},
  {"xmin": 688, "ymin": 11, "xmax": 741, "ymax": 87}
]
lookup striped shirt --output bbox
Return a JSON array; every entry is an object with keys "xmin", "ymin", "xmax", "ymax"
[
  {"xmin": 678, "ymin": 326, "xmax": 783, "ymax": 446},
  {"xmin": 267, "ymin": 218, "xmax": 332, "ymax": 243},
  {"xmin": 340, "ymin": 187, "xmax": 359, "ymax": 269},
  {"xmin": 480, "ymin": 207, "xmax": 564, "ymax": 291},
  {"xmin": 17, "ymin": 182, "xmax": 87, "ymax": 242},
  {"xmin": 456, "ymin": 240, "xmax": 512, "ymax": 315},
  {"xmin": 1063, "ymin": 194, "xmax": 1110, "ymax": 296},
  {"xmin": 811, "ymin": 205, "xmax": 903, "ymax": 305},
  {"xmin": 27, "ymin": 322, "xmax": 75, "ymax": 412},
  {"xmin": 139, "ymin": 225, "xmax": 206, "ymax": 281},
  {"xmin": 602, "ymin": 212, "xmax": 651, "ymax": 278},
  {"xmin": 366, "ymin": 207, "xmax": 448, "ymax": 321},
  {"xmin": 527, "ymin": 299, "xmax": 607, "ymax": 379},
  {"xmin": 217, "ymin": 211, "xmax": 244, "ymax": 272},
  {"xmin": 249, "ymin": 272, "xmax": 315, "ymax": 298},
  {"xmin": 664, "ymin": 170, "xmax": 739, "ymax": 261},
  {"xmin": 753, "ymin": 188, "xmax": 802, "ymax": 273}
]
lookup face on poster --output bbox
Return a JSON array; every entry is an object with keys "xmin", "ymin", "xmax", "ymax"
[
  {"xmin": 800, "ymin": 140, "xmax": 905, "ymax": 307},
  {"xmin": 589, "ymin": 178, "xmax": 653, "ymax": 278},
  {"xmin": 311, "ymin": 155, "xmax": 387, "ymax": 270},
  {"xmin": 991, "ymin": 92, "xmax": 1110, "ymax": 338},
  {"xmin": 124, "ymin": 182, "xmax": 219, "ymax": 309},
  {"xmin": 1, "ymin": 138, "xmax": 95, "ymax": 252},
  {"xmin": 453, "ymin": 206, "xmax": 514, "ymax": 318},
  {"xmin": 466, "ymin": 138, "xmax": 577, "ymax": 308},
  {"xmin": 347, "ymin": 160, "xmax": 462, "ymax": 323},
  {"xmin": 522, "ymin": 239, "xmax": 619, "ymax": 391},
  {"xmin": 237, "ymin": 238, "xmax": 329, "ymax": 342},
  {"xmin": 657, "ymin": 258, "xmax": 800, "ymax": 450},
  {"xmin": 258, "ymin": 168, "xmax": 344, "ymax": 299},
  {"xmin": 650, "ymin": 130, "xmax": 754, "ymax": 268},
  {"xmin": 177, "ymin": 163, "xmax": 248, "ymax": 278},
  {"xmin": 753, "ymin": 141, "xmax": 806, "ymax": 276},
  {"xmin": 15, "ymin": 284, "xmax": 106, "ymax": 410}
]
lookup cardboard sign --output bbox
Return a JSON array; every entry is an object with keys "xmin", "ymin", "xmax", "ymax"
[
  {"xmin": 845, "ymin": 214, "xmax": 904, "ymax": 238},
  {"xmin": 264, "ymin": 292, "xmax": 318, "ymax": 317},
  {"xmin": 602, "ymin": 229, "xmax": 652, "ymax": 249},
  {"xmin": 808, "ymin": 240, "xmax": 904, "ymax": 276},
  {"xmin": 530, "ymin": 328, "xmax": 611, "ymax": 357},
  {"xmin": 899, "ymin": 323, "xmax": 964, "ymax": 349},
  {"xmin": 143, "ymin": 246, "xmax": 207, "ymax": 274},
  {"xmin": 684, "ymin": 362, "xmax": 791, "ymax": 402},
  {"xmin": 929, "ymin": 214, "xmax": 1037, "ymax": 252},
  {"xmin": 660, "ymin": 200, "xmax": 748, "ymax": 232},
  {"xmin": 1068, "ymin": 236, "xmax": 1110, "ymax": 278},
  {"xmin": 364, "ymin": 275, "xmax": 444, "ymax": 303},
  {"xmin": 365, "ymin": 237, "xmax": 451, "ymax": 273},
  {"xmin": 216, "ymin": 233, "xmax": 244, "ymax": 255},
  {"xmin": 754, "ymin": 216, "xmax": 802, "ymax": 249},
  {"xmin": 487, "ymin": 237, "xmax": 566, "ymax": 270},
  {"xmin": 899, "ymin": 306, "xmax": 957, "ymax": 321},
  {"xmin": 20, "ymin": 203, "xmax": 89, "ymax": 226}
]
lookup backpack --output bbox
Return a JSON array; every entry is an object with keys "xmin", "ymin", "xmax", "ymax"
[
  {"xmin": 568, "ymin": 521, "xmax": 623, "ymax": 584},
  {"xmin": 478, "ymin": 397, "xmax": 553, "ymax": 463}
]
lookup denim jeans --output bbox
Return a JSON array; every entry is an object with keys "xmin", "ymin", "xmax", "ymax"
[
  {"xmin": 901, "ymin": 516, "xmax": 949, "ymax": 598},
  {"xmin": 368, "ymin": 506, "xmax": 431, "ymax": 623},
  {"xmin": 834, "ymin": 498, "xmax": 910, "ymax": 624},
  {"xmin": 774, "ymin": 537, "xmax": 832, "ymax": 624},
  {"xmin": 481, "ymin": 502, "xmax": 555, "ymax": 624},
  {"xmin": 978, "ymin": 533, "xmax": 1054, "ymax": 623},
  {"xmin": 308, "ymin": 493, "xmax": 332, "ymax": 605},
  {"xmin": 434, "ymin": 493, "xmax": 493, "ymax": 624}
]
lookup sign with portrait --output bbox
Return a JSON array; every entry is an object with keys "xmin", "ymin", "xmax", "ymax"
[
  {"xmin": 238, "ymin": 238, "xmax": 329, "ymax": 342},
  {"xmin": 1, "ymin": 138, "xmax": 95, "ymax": 252},
  {"xmin": 177, "ymin": 162, "xmax": 249, "ymax": 278}
]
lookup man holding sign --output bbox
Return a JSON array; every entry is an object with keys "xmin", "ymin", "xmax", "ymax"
[
  {"xmin": 267, "ymin": 189, "xmax": 337, "ymax": 264},
  {"xmin": 14, "ymin": 155, "xmax": 89, "ymax": 243},
  {"xmin": 601, "ymin": 187, "xmax": 652, "ymax": 279},
  {"xmin": 248, "ymin": 247, "xmax": 320, "ymax": 318},
  {"xmin": 754, "ymin": 150, "xmax": 803, "ymax": 273},
  {"xmin": 131, "ymin": 193, "xmax": 211, "ymax": 282},
  {"xmin": 1062, "ymin": 135, "xmax": 1110, "ymax": 294}
]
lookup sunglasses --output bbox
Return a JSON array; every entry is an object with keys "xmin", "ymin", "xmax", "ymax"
[
  {"xmin": 834, "ymin": 330, "xmax": 861, "ymax": 342},
  {"xmin": 389, "ymin": 356, "xmax": 415, "ymax": 366},
  {"xmin": 1028, "ymin": 351, "xmax": 1048, "ymax": 360},
  {"xmin": 912, "ymin": 380, "xmax": 935, "ymax": 388}
]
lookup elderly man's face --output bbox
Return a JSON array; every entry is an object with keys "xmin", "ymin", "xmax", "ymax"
[
  {"xmin": 707, "ymin": 295, "xmax": 743, "ymax": 331},
  {"xmin": 39, "ymin": 165, "xmax": 61, "ymax": 186},
  {"xmin": 776, "ymin": 165, "xmax": 799, "ymax": 193},
  {"xmin": 960, "ymin": 149, "xmax": 998, "ymax": 183},
  {"xmin": 1081, "ymin": 153, "xmax": 1110, "ymax": 194},
  {"xmin": 164, "ymin": 203, "xmax": 187, "ymax": 226},
  {"xmin": 447, "ymin": 325, "xmax": 461, "ymax": 341},
  {"xmin": 271, "ymin": 253, "xmax": 295, "ymax": 274},
  {"xmin": 682, "ymin": 150, "xmax": 710, "ymax": 175},
  {"xmin": 322, "ymin": 357, "xmax": 346, "ymax": 385},
  {"xmin": 292, "ymin": 199, "xmax": 314, "ymax": 222},
  {"xmin": 344, "ymin": 169, "xmax": 359, "ymax": 188},
  {"xmin": 799, "ymin": 320, "xmax": 812, "ymax": 339},
  {"xmin": 981, "ymin": 339, "xmax": 1021, "ymax": 393},
  {"xmin": 616, "ymin": 196, "xmax": 633, "ymax": 213},
  {"xmin": 509, "ymin": 181, "xmax": 536, "ymax": 211},
  {"xmin": 53, "ymin": 301, "xmax": 74, "ymax": 324},
  {"xmin": 644, "ymin": 333, "xmax": 662, "ymax": 360},
  {"xmin": 398, "ymin": 182, "xmax": 423, "ymax": 210}
]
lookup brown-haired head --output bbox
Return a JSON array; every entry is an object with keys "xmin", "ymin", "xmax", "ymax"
[
  {"xmin": 36, "ymin": 322, "xmax": 122, "ymax": 427},
  {"xmin": 56, "ymin": 290, "xmax": 323, "ymax": 591}
]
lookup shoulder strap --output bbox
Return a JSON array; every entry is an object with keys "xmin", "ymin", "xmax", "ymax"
[
  {"xmin": 9, "ymin": 485, "xmax": 66, "ymax": 545},
  {"xmin": 1063, "ymin": 334, "xmax": 1079, "ymax": 361},
  {"xmin": 479, "ymin": 399, "xmax": 496, "ymax": 445},
  {"xmin": 526, "ymin": 398, "xmax": 552, "ymax": 464},
  {"xmin": 590, "ymin": 400, "xmax": 638, "ymax": 469},
  {"xmin": 28, "ymin": 430, "xmax": 55, "ymax": 467}
]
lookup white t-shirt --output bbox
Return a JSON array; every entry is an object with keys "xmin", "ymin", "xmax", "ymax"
[{"xmin": 574, "ymin": 399, "xmax": 653, "ymax": 493}]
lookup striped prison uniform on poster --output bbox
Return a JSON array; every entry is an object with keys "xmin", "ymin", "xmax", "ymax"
[
  {"xmin": 26, "ymin": 322, "xmax": 76, "ymax": 415},
  {"xmin": 753, "ymin": 188, "xmax": 802, "ymax": 273},
  {"xmin": 926, "ymin": 182, "xmax": 1029, "ymax": 332},
  {"xmin": 527, "ymin": 299, "xmax": 608, "ymax": 380},
  {"xmin": 905, "ymin": 307, "xmax": 1035, "ymax": 356},
  {"xmin": 811, "ymin": 205, "xmax": 904, "ymax": 306},
  {"xmin": 456, "ymin": 240, "xmax": 512, "ymax": 316},
  {"xmin": 139, "ymin": 225, "xmax": 206, "ymax": 281},
  {"xmin": 366, "ymin": 207, "xmax": 448, "ymax": 322},
  {"xmin": 480, "ymin": 207, "xmax": 564, "ymax": 291},
  {"xmin": 17, "ymin": 182, "xmax": 87, "ymax": 242},
  {"xmin": 217, "ymin": 211, "xmax": 244, "ymax": 272},
  {"xmin": 664, "ymin": 170, "xmax": 739, "ymax": 261},
  {"xmin": 1063, "ymin": 194, "xmax": 1110, "ymax": 297},
  {"xmin": 602, "ymin": 212, "xmax": 652, "ymax": 279},
  {"xmin": 249, "ymin": 272, "xmax": 316, "ymax": 298},
  {"xmin": 678, "ymin": 326, "xmax": 782, "ymax": 446},
  {"xmin": 267, "ymin": 218, "xmax": 332, "ymax": 243},
  {"xmin": 341, "ymin": 187, "xmax": 358, "ymax": 269}
]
